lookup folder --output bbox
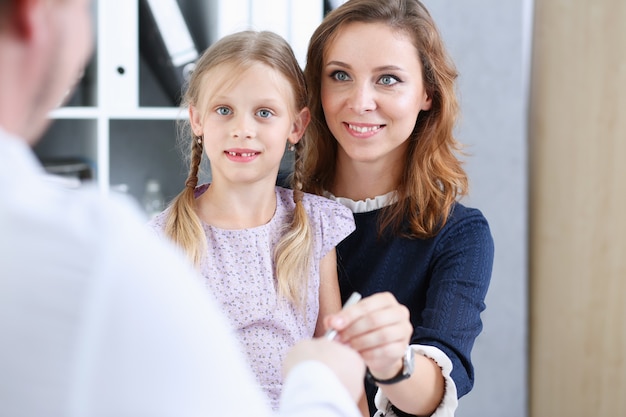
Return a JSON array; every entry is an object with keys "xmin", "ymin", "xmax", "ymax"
[
  {"xmin": 100, "ymin": 0, "xmax": 139, "ymax": 110},
  {"xmin": 139, "ymin": 0, "xmax": 199, "ymax": 105}
]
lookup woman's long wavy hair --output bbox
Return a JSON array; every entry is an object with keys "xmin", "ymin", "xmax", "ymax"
[
  {"xmin": 165, "ymin": 30, "xmax": 313, "ymax": 308},
  {"xmin": 303, "ymin": 0, "xmax": 468, "ymax": 238}
]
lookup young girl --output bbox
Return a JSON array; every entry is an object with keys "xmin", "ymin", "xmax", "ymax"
[
  {"xmin": 304, "ymin": 1, "xmax": 495, "ymax": 416},
  {"xmin": 148, "ymin": 31, "xmax": 356, "ymax": 410}
]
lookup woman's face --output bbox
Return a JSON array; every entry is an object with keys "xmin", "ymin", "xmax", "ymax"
[{"xmin": 321, "ymin": 22, "xmax": 431, "ymax": 167}]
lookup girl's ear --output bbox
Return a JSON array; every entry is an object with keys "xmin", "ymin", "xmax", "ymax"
[
  {"xmin": 188, "ymin": 105, "xmax": 204, "ymax": 137},
  {"xmin": 288, "ymin": 107, "xmax": 311, "ymax": 145}
]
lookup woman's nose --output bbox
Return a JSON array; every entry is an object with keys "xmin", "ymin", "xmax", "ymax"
[{"xmin": 348, "ymin": 83, "xmax": 376, "ymax": 114}]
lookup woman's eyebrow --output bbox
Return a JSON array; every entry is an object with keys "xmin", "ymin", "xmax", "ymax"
[
  {"xmin": 325, "ymin": 61, "xmax": 405, "ymax": 73},
  {"xmin": 325, "ymin": 60, "xmax": 351, "ymax": 69}
]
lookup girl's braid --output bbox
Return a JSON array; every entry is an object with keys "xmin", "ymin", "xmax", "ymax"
[{"xmin": 185, "ymin": 135, "xmax": 203, "ymax": 190}]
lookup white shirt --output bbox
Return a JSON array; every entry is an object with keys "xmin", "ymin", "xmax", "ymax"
[{"xmin": 0, "ymin": 128, "xmax": 360, "ymax": 417}]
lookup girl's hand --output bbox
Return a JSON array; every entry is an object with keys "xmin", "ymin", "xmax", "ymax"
[{"xmin": 324, "ymin": 292, "xmax": 413, "ymax": 379}]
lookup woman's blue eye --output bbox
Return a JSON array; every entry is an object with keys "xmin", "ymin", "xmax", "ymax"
[
  {"xmin": 257, "ymin": 109, "xmax": 273, "ymax": 119},
  {"xmin": 379, "ymin": 75, "xmax": 400, "ymax": 86},
  {"xmin": 216, "ymin": 107, "xmax": 231, "ymax": 116},
  {"xmin": 331, "ymin": 70, "xmax": 350, "ymax": 81}
]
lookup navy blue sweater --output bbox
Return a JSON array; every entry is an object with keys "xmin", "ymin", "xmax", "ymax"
[{"xmin": 336, "ymin": 202, "xmax": 494, "ymax": 416}]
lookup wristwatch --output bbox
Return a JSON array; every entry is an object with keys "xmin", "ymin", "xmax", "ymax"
[{"xmin": 366, "ymin": 345, "xmax": 415, "ymax": 385}]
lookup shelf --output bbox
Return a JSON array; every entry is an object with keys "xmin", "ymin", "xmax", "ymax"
[
  {"xmin": 50, "ymin": 107, "xmax": 188, "ymax": 121},
  {"xmin": 109, "ymin": 119, "xmax": 189, "ymax": 204},
  {"xmin": 42, "ymin": 0, "xmax": 324, "ymax": 202},
  {"xmin": 107, "ymin": 107, "xmax": 188, "ymax": 120},
  {"xmin": 49, "ymin": 107, "xmax": 100, "ymax": 120}
]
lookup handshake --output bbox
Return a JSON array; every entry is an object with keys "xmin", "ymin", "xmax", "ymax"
[{"xmin": 283, "ymin": 337, "xmax": 366, "ymax": 403}]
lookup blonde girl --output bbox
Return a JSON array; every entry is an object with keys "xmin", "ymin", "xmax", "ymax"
[{"xmin": 149, "ymin": 31, "xmax": 356, "ymax": 410}]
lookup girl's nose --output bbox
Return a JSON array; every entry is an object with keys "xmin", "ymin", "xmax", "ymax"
[{"xmin": 231, "ymin": 114, "xmax": 255, "ymax": 139}]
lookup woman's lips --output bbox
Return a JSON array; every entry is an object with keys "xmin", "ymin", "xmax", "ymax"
[{"xmin": 344, "ymin": 122, "xmax": 384, "ymax": 138}]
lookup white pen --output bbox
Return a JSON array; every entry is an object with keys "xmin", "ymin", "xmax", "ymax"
[{"xmin": 324, "ymin": 292, "xmax": 362, "ymax": 340}]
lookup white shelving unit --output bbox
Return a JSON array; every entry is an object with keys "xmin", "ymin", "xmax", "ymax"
[{"xmin": 37, "ymin": 0, "xmax": 323, "ymax": 204}]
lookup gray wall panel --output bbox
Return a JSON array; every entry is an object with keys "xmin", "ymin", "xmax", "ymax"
[{"xmin": 422, "ymin": 1, "xmax": 530, "ymax": 416}]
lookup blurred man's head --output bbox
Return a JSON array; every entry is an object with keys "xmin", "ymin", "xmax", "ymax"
[{"xmin": 0, "ymin": 0, "xmax": 94, "ymax": 143}]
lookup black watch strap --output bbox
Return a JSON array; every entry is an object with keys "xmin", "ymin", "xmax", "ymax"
[
  {"xmin": 365, "ymin": 346, "xmax": 415, "ymax": 385},
  {"xmin": 366, "ymin": 366, "xmax": 409, "ymax": 385}
]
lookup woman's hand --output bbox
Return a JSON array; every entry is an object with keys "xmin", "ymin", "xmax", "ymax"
[{"xmin": 325, "ymin": 292, "xmax": 413, "ymax": 379}]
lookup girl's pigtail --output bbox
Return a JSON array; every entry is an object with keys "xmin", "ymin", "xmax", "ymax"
[
  {"xmin": 164, "ymin": 135, "xmax": 206, "ymax": 266},
  {"xmin": 274, "ymin": 141, "xmax": 313, "ymax": 310}
]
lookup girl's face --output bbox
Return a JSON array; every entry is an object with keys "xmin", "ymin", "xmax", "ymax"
[
  {"xmin": 189, "ymin": 62, "xmax": 309, "ymax": 187},
  {"xmin": 321, "ymin": 22, "xmax": 431, "ymax": 168}
]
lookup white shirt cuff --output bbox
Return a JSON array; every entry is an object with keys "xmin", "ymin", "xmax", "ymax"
[
  {"xmin": 279, "ymin": 360, "xmax": 362, "ymax": 417},
  {"xmin": 373, "ymin": 345, "xmax": 458, "ymax": 417}
]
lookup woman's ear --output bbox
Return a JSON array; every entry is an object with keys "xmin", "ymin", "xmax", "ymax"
[
  {"xmin": 188, "ymin": 105, "xmax": 204, "ymax": 137},
  {"xmin": 421, "ymin": 91, "xmax": 433, "ymax": 111},
  {"xmin": 288, "ymin": 107, "xmax": 311, "ymax": 144}
]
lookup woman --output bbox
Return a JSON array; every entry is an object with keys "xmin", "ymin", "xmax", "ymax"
[{"xmin": 303, "ymin": 1, "xmax": 495, "ymax": 416}]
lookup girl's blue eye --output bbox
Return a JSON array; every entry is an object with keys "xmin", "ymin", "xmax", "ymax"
[
  {"xmin": 379, "ymin": 75, "xmax": 400, "ymax": 86},
  {"xmin": 331, "ymin": 70, "xmax": 350, "ymax": 81},
  {"xmin": 216, "ymin": 107, "xmax": 231, "ymax": 116},
  {"xmin": 257, "ymin": 109, "xmax": 273, "ymax": 119}
]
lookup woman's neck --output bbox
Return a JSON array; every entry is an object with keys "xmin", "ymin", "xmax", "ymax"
[{"xmin": 332, "ymin": 153, "xmax": 401, "ymax": 202}]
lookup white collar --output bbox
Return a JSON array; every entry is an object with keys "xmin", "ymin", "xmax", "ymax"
[
  {"xmin": 324, "ymin": 190, "xmax": 397, "ymax": 213},
  {"xmin": 0, "ymin": 126, "xmax": 38, "ymax": 169}
]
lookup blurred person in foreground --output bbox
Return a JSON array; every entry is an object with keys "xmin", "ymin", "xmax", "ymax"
[{"xmin": 0, "ymin": 1, "xmax": 364, "ymax": 416}]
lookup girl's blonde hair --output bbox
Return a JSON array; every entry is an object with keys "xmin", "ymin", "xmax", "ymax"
[
  {"xmin": 165, "ymin": 31, "xmax": 312, "ymax": 308},
  {"xmin": 304, "ymin": 0, "xmax": 468, "ymax": 238}
]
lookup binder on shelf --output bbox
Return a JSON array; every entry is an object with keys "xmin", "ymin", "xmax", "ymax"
[
  {"xmin": 100, "ymin": 0, "xmax": 139, "ymax": 110},
  {"xmin": 139, "ymin": 0, "xmax": 199, "ymax": 106}
]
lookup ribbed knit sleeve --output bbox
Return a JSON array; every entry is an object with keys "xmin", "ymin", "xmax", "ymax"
[{"xmin": 415, "ymin": 205, "xmax": 494, "ymax": 396}]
